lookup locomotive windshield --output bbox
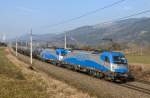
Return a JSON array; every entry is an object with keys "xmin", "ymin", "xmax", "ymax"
[{"xmin": 113, "ymin": 56, "xmax": 127, "ymax": 64}]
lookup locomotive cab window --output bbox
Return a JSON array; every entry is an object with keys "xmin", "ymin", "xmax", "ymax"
[
  {"xmin": 104, "ymin": 56, "xmax": 110, "ymax": 63},
  {"xmin": 113, "ymin": 56, "xmax": 127, "ymax": 64}
]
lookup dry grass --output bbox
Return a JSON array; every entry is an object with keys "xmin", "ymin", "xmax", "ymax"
[
  {"xmin": 129, "ymin": 64, "xmax": 150, "ymax": 81},
  {"xmin": 127, "ymin": 55, "xmax": 150, "ymax": 65},
  {"xmin": 2, "ymin": 48, "xmax": 97, "ymax": 98},
  {"xmin": 126, "ymin": 54, "xmax": 150, "ymax": 81},
  {"xmin": 0, "ymin": 48, "xmax": 49, "ymax": 98}
]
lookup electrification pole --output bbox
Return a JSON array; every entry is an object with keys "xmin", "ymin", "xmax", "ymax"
[
  {"xmin": 30, "ymin": 29, "xmax": 33, "ymax": 64},
  {"xmin": 26, "ymin": 41, "xmax": 28, "ymax": 47},
  {"xmin": 16, "ymin": 37, "xmax": 18, "ymax": 56},
  {"xmin": 64, "ymin": 32, "xmax": 67, "ymax": 49},
  {"xmin": 102, "ymin": 38, "xmax": 113, "ymax": 51}
]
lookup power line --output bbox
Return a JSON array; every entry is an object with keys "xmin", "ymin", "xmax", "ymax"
[
  {"xmin": 99, "ymin": 9, "xmax": 150, "ymax": 24},
  {"xmin": 63, "ymin": 9, "xmax": 150, "ymax": 48},
  {"xmin": 20, "ymin": 9, "xmax": 150, "ymax": 40},
  {"xmin": 42, "ymin": 0, "xmax": 126, "ymax": 28},
  {"xmin": 45, "ymin": 9, "xmax": 150, "ymax": 31},
  {"xmin": 31, "ymin": 9, "xmax": 150, "ymax": 42},
  {"xmin": 118, "ymin": 10, "xmax": 150, "ymax": 20}
]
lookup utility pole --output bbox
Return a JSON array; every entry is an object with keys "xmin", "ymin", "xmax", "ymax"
[
  {"xmin": 140, "ymin": 47, "xmax": 143, "ymax": 56},
  {"xmin": 16, "ymin": 37, "xmax": 18, "ymax": 56},
  {"xmin": 102, "ymin": 38, "xmax": 113, "ymax": 51},
  {"xmin": 30, "ymin": 29, "xmax": 33, "ymax": 64},
  {"xmin": 26, "ymin": 41, "xmax": 28, "ymax": 47},
  {"xmin": 64, "ymin": 32, "xmax": 67, "ymax": 49},
  {"xmin": 2, "ymin": 34, "xmax": 6, "ymax": 43}
]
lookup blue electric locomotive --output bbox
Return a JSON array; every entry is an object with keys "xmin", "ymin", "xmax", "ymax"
[{"xmin": 40, "ymin": 48, "xmax": 130, "ymax": 81}]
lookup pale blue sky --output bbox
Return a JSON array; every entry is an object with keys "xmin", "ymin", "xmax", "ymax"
[{"xmin": 0, "ymin": 0, "xmax": 150, "ymax": 39}]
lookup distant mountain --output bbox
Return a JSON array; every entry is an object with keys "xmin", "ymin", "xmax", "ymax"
[
  {"xmin": 19, "ymin": 17, "xmax": 150, "ymax": 48},
  {"xmin": 51, "ymin": 17, "xmax": 150, "ymax": 48}
]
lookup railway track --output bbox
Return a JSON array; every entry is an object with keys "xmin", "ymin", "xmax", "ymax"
[
  {"xmin": 135, "ymin": 79, "xmax": 150, "ymax": 85},
  {"xmin": 42, "ymin": 60, "xmax": 150, "ymax": 96},
  {"xmin": 118, "ymin": 81, "xmax": 150, "ymax": 95}
]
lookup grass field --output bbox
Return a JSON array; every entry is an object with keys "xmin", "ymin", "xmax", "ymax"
[
  {"xmin": 0, "ymin": 48, "xmax": 49, "ymax": 98},
  {"xmin": 126, "ymin": 55, "xmax": 150, "ymax": 64}
]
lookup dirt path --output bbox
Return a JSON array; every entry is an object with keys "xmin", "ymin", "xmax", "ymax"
[
  {"xmin": 6, "ymin": 48, "xmax": 97, "ymax": 98},
  {"xmin": 10, "ymin": 49, "xmax": 150, "ymax": 98}
]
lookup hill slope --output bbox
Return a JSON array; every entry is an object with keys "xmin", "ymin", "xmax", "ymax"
[
  {"xmin": 58, "ymin": 17, "xmax": 150, "ymax": 47},
  {"xmin": 18, "ymin": 17, "xmax": 150, "ymax": 48}
]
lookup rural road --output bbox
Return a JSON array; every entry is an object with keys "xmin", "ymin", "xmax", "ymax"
[{"xmin": 12, "ymin": 50, "xmax": 150, "ymax": 98}]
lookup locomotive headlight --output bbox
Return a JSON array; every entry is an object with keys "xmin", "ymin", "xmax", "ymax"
[
  {"xmin": 112, "ymin": 64, "xmax": 117, "ymax": 69},
  {"xmin": 112, "ymin": 66, "xmax": 115, "ymax": 69},
  {"xmin": 111, "ymin": 64, "xmax": 117, "ymax": 72}
]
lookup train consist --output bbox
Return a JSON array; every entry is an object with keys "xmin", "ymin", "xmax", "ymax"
[{"xmin": 15, "ymin": 47, "xmax": 133, "ymax": 82}]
